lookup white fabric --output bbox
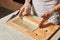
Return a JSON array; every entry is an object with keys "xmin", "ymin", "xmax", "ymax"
[
  {"xmin": 32, "ymin": 0, "xmax": 59, "ymax": 24},
  {"xmin": 0, "ymin": 10, "xmax": 35, "ymax": 40}
]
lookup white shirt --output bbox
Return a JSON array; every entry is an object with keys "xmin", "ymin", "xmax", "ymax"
[{"xmin": 32, "ymin": 0, "xmax": 59, "ymax": 24}]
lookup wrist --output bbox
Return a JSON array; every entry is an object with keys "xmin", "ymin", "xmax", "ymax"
[
  {"xmin": 25, "ymin": 0, "xmax": 30, "ymax": 3},
  {"xmin": 24, "ymin": 3, "xmax": 31, "ymax": 7}
]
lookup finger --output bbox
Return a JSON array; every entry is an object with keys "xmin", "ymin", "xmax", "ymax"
[
  {"xmin": 18, "ymin": 7, "xmax": 25, "ymax": 17},
  {"xmin": 22, "ymin": 7, "xmax": 28, "ymax": 16},
  {"xmin": 38, "ymin": 18, "xmax": 44, "ymax": 28},
  {"xmin": 19, "ymin": 7, "xmax": 25, "ymax": 16}
]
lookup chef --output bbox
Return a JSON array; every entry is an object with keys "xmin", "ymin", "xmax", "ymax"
[{"xmin": 18, "ymin": 0, "xmax": 60, "ymax": 27}]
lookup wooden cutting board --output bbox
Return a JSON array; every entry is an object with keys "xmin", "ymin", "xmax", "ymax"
[{"xmin": 6, "ymin": 16, "xmax": 60, "ymax": 40}]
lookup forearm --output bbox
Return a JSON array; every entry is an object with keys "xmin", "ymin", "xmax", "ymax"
[
  {"xmin": 50, "ymin": 4, "xmax": 60, "ymax": 15},
  {"xmin": 39, "ymin": 4, "xmax": 60, "ymax": 28},
  {"xmin": 48, "ymin": 3, "xmax": 60, "ymax": 18},
  {"xmin": 53, "ymin": 4, "xmax": 60, "ymax": 12},
  {"xmin": 42, "ymin": 4, "xmax": 60, "ymax": 20},
  {"xmin": 41, "ymin": 4, "xmax": 60, "ymax": 27}
]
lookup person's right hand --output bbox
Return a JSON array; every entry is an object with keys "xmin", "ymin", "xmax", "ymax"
[{"xmin": 18, "ymin": 3, "xmax": 31, "ymax": 17}]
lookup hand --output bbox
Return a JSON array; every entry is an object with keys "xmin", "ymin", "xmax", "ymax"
[
  {"xmin": 39, "ymin": 9, "xmax": 55, "ymax": 28},
  {"xmin": 38, "ymin": 9, "xmax": 54, "ymax": 28},
  {"xmin": 41, "ymin": 9, "xmax": 55, "ymax": 20},
  {"xmin": 38, "ymin": 18, "xmax": 53, "ymax": 28},
  {"xmin": 18, "ymin": 3, "xmax": 31, "ymax": 17}
]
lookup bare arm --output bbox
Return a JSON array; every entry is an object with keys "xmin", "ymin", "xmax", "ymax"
[
  {"xmin": 39, "ymin": 4, "xmax": 60, "ymax": 28},
  {"xmin": 41, "ymin": 4, "xmax": 60, "ymax": 20},
  {"xmin": 54, "ymin": 4, "xmax": 60, "ymax": 12},
  {"xmin": 18, "ymin": 0, "xmax": 31, "ymax": 17}
]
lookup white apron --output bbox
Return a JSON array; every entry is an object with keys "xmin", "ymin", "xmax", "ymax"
[{"xmin": 32, "ymin": 0, "xmax": 59, "ymax": 24}]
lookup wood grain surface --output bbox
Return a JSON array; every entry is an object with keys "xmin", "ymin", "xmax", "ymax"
[{"xmin": 7, "ymin": 16, "xmax": 60, "ymax": 40}]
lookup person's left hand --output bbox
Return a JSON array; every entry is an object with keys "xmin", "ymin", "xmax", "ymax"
[
  {"xmin": 38, "ymin": 9, "xmax": 55, "ymax": 28},
  {"xmin": 41, "ymin": 9, "xmax": 55, "ymax": 20}
]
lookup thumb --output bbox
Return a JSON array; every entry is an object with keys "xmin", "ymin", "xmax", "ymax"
[
  {"xmin": 22, "ymin": 8, "xmax": 27, "ymax": 16},
  {"xmin": 18, "ymin": 7, "xmax": 25, "ymax": 17}
]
